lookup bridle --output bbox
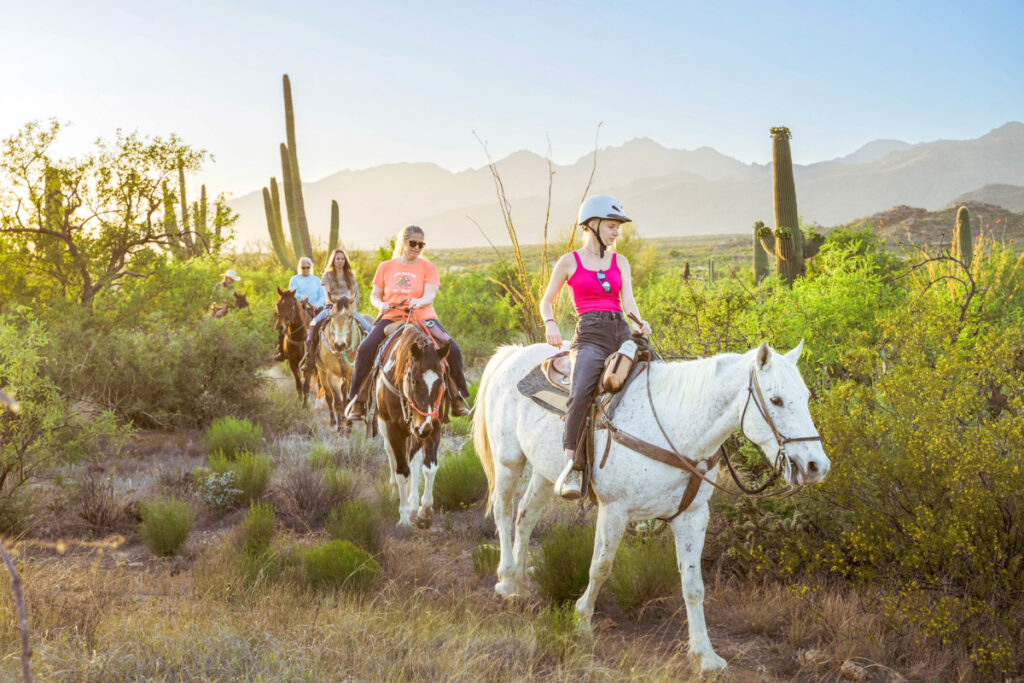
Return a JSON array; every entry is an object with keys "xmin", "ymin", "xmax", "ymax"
[
  {"xmin": 640, "ymin": 361, "xmax": 822, "ymax": 500},
  {"xmin": 275, "ymin": 299, "xmax": 306, "ymax": 346},
  {"xmin": 327, "ymin": 309, "xmax": 361, "ymax": 366},
  {"xmin": 379, "ymin": 310, "xmax": 447, "ymax": 425}
]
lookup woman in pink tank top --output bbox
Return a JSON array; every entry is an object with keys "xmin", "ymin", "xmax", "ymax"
[{"xmin": 538, "ymin": 195, "xmax": 652, "ymax": 500}]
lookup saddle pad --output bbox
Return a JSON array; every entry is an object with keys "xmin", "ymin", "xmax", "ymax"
[{"xmin": 517, "ymin": 360, "xmax": 570, "ymax": 416}]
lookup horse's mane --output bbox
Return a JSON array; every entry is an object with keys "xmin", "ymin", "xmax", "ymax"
[
  {"xmin": 647, "ymin": 354, "xmax": 737, "ymax": 408},
  {"xmin": 393, "ymin": 325, "xmax": 439, "ymax": 379}
]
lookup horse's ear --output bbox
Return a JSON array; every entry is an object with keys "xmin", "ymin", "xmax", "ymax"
[
  {"xmin": 276, "ymin": 286, "xmax": 284, "ymax": 295},
  {"xmin": 437, "ymin": 340, "xmax": 450, "ymax": 360},
  {"xmin": 411, "ymin": 343, "xmax": 422, "ymax": 359},
  {"xmin": 755, "ymin": 341, "xmax": 771, "ymax": 371},
  {"xmin": 784, "ymin": 339, "xmax": 804, "ymax": 364}
]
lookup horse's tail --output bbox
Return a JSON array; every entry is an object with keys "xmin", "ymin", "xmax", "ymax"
[{"xmin": 472, "ymin": 344, "xmax": 521, "ymax": 517}]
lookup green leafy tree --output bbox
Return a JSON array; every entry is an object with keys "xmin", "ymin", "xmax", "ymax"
[{"xmin": 0, "ymin": 120, "xmax": 236, "ymax": 308}]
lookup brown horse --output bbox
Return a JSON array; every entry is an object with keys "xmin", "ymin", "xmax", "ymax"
[
  {"xmin": 273, "ymin": 287, "xmax": 309, "ymax": 398},
  {"xmin": 375, "ymin": 323, "xmax": 450, "ymax": 528},
  {"xmin": 313, "ymin": 296, "xmax": 361, "ymax": 431}
]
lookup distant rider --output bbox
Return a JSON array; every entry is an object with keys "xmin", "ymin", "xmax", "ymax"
[
  {"xmin": 275, "ymin": 257, "xmax": 325, "ymax": 361},
  {"xmin": 301, "ymin": 248, "xmax": 372, "ymax": 370},
  {"xmin": 210, "ymin": 269, "xmax": 242, "ymax": 319}
]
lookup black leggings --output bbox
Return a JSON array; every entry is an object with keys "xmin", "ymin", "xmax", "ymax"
[
  {"xmin": 563, "ymin": 311, "xmax": 631, "ymax": 451},
  {"xmin": 347, "ymin": 318, "xmax": 468, "ymax": 400}
]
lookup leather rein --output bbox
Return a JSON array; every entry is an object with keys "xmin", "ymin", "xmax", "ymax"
[
  {"xmin": 596, "ymin": 361, "xmax": 822, "ymax": 519},
  {"xmin": 378, "ymin": 306, "xmax": 447, "ymax": 424}
]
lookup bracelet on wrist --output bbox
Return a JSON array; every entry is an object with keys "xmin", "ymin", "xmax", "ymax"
[{"xmin": 543, "ymin": 318, "xmax": 556, "ymax": 325}]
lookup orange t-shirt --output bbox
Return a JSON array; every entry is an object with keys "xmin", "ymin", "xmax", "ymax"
[{"xmin": 373, "ymin": 258, "xmax": 441, "ymax": 322}]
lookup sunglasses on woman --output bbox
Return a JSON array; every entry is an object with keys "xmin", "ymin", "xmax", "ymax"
[
  {"xmin": 595, "ymin": 269, "xmax": 611, "ymax": 294},
  {"xmin": 408, "ymin": 240, "xmax": 426, "ymax": 249}
]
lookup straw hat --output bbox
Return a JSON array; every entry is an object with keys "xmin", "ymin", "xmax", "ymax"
[{"xmin": 221, "ymin": 269, "xmax": 241, "ymax": 281}]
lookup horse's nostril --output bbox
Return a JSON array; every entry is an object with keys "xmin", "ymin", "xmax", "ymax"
[{"xmin": 807, "ymin": 461, "xmax": 818, "ymax": 473}]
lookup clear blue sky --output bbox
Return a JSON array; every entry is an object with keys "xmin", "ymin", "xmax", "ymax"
[{"xmin": 2, "ymin": 0, "xmax": 1021, "ymax": 198}]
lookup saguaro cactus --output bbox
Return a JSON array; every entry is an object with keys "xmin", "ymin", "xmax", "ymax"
[
  {"xmin": 329, "ymin": 200, "xmax": 340, "ymax": 254},
  {"xmin": 752, "ymin": 220, "xmax": 770, "ymax": 284},
  {"xmin": 283, "ymin": 74, "xmax": 314, "ymax": 260},
  {"xmin": 757, "ymin": 127, "xmax": 823, "ymax": 286},
  {"xmin": 177, "ymin": 161, "xmax": 196, "ymax": 255},
  {"xmin": 954, "ymin": 205, "xmax": 973, "ymax": 268},
  {"xmin": 263, "ymin": 181, "xmax": 295, "ymax": 270}
]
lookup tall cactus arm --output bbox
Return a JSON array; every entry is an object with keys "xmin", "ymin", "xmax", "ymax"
[
  {"xmin": 329, "ymin": 200, "xmax": 340, "ymax": 253},
  {"xmin": 280, "ymin": 143, "xmax": 304, "ymax": 259},
  {"xmin": 757, "ymin": 224, "xmax": 777, "ymax": 256},
  {"xmin": 264, "ymin": 187, "xmax": 295, "ymax": 270}
]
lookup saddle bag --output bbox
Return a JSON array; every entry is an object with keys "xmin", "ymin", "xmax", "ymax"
[{"xmin": 602, "ymin": 339, "xmax": 639, "ymax": 394}]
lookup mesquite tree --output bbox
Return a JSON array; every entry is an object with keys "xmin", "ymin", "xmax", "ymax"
[{"xmin": 0, "ymin": 120, "xmax": 235, "ymax": 307}]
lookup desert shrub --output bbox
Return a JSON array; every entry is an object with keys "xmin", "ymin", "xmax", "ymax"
[
  {"xmin": 43, "ymin": 310, "xmax": 272, "ymax": 429},
  {"xmin": 433, "ymin": 268, "xmax": 519, "ymax": 363},
  {"xmin": 239, "ymin": 500, "xmax": 275, "ymax": 558},
  {"xmin": 274, "ymin": 462, "xmax": 347, "ymax": 530},
  {"xmin": 471, "ymin": 541, "xmax": 500, "ymax": 577},
  {"xmin": 531, "ymin": 520, "xmax": 595, "ymax": 605},
  {"xmin": 321, "ymin": 466, "xmax": 356, "ymax": 504},
  {"xmin": 193, "ymin": 467, "xmax": 242, "ymax": 510},
  {"xmin": 609, "ymin": 534, "xmax": 678, "ymax": 613},
  {"xmin": 206, "ymin": 451, "xmax": 272, "ymax": 504},
  {"xmin": 325, "ymin": 498, "xmax": 385, "ymax": 557},
  {"xmin": 203, "ymin": 417, "xmax": 263, "ymax": 458},
  {"xmin": 532, "ymin": 603, "xmax": 581, "ymax": 664},
  {"xmin": 374, "ymin": 478, "xmax": 400, "ymax": 522},
  {"xmin": 306, "ymin": 441, "xmax": 333, "ymax": 469},
  {"xmin": 71, "ymin": 471, "xmax": 129, "ymax": 533},
  {"xmin": 432, "ymin": 442, "xmax": 487, "ymax": 510},
  {"xmin": 138, "ymin": 498, "xmax": 194, "ymax": 556},
  {"xmin": 0, "ymin": 314, "xmax": 128, "ymax": 506},
  {"xmin": 301, "ymin": 540, "xmax": 382, "ymax": 592}
]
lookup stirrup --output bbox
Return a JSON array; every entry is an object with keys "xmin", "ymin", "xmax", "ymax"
[
  {"xmin": 554, "ymin": 460, "xmax": 583, "ymax": 500},
  {"xmin": 344, "ymin": 398, "xmax": 365, "ymax": 421}
]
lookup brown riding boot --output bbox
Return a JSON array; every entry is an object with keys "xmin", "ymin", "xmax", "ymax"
[{"xmin": 344, "ymin": 397, "xmax": 365, "ymax": 421}]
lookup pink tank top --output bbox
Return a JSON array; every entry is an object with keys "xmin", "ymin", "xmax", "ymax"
[{"xmin": 567, "ymin": 251, "xmax": 622, "ymax": 314}]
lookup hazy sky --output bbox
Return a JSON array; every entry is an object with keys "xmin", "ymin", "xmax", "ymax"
[{"xmin": 2, "ymin": 0, "xmax": 1022, "ymax": 199}]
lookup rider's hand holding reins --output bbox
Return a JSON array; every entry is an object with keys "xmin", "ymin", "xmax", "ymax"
[{"xmin": 627, "ymin": 312, "xmax": 652, "ymax": 336}]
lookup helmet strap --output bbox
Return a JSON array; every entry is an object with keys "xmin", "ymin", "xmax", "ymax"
[{"xmin": 586, "ymin": 221, "xmax": 607, "ymax": 258}]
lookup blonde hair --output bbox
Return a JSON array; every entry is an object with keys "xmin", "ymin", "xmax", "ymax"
[{"xmin": 392, "ymin": 225, "xmax": 425, "ymax": 261}]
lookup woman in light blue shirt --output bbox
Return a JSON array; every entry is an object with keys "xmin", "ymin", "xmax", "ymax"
[{"xmin": 288, "ymin": 256, "xmax": 326, "ymax": 309}]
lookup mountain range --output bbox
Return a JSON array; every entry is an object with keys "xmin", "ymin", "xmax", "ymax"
[{"xmin": 227, "ymin": 122, "xmax": 1024, "ymax": 250}]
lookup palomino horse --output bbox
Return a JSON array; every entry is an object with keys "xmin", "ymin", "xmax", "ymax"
[
  {"xmin": 472, "ymin": 341, "xmax": 830, "ymax": 672},
  {"xmin": 375, "ymin": 323, "xmax": 450, "ymax": 528},
  {"xmin": 273, "ymin": 287, "xmax": 309, "ymax": 398},
  {"xmin": 313, "ymin": 296, "xmax": 361, "ymax": 431}
]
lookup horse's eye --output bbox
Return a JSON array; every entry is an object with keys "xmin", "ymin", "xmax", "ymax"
[{"xmin": 771, "ymin": 396, "xmax": 784, "ymax": 407}]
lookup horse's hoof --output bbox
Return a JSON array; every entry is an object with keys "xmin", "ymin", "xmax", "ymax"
[
  {"xmin": 415, "ymin": 507, "xmax": 433, "ymax": 527},
  {"xmin": 695, "ymin": 650, "xmax": 728, "ymax": 672},
  {"xmin": 495, "ymin": 580, "xmax": 519, "ymax": 599}
]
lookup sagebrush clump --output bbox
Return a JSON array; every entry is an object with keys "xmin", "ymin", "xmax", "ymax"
[
  {"xmin": 138, "ymin": 498, "xmax": 194, "ymax": 556},
  {"xmin": 203, "ymin": 417, "xmax": 264, "ymax": 458}
]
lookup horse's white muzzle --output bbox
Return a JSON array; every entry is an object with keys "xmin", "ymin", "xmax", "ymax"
[
  {"xmin": 784, "ymin": 446, "xmax": 830, "ymax": 486},
  {"xmin": 414, "ymin": 418, "xmax": 434, "ymax": 439}
]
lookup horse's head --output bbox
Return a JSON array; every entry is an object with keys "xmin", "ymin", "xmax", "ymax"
[
  {"xmin": 274, "ymin": 287, "xmax": 301, "ymax": 332},
  {"xmin": 233, "ymin": 291, "xmax": 250, "ymax": 310},
  {"xmin": 395, "ymin": 327, "xmax": 450, "ymax": 439},
  {"xmin": 741, "ymin": 341, "xmax": 830, "ymax": 486},
  {"xmin": 327, "ymin": 296, "xmax": 356, "ymax": 353}
]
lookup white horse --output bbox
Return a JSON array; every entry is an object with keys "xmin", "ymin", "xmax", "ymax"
[{"xmin": 472, "ymin": 341, "xmax": 830, "ymax": 672}]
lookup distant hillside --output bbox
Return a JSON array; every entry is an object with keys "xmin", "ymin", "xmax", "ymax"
[
  {"xmin": 837, "ymin": 201, "xmax": 1024, "ymax": 249},
  {"xmin": 952, "ymin": 184, "xmax": 1024, "ymax": 212},
  {"xmin": 229, "ymin": 122, "xmax": 1024, "ymax": 250}
]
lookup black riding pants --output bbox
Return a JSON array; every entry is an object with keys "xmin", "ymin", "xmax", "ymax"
[
  {"xmin": 347, "ymin": 319, "xmax": 468, "ymax": 400},
  {"xmin": 563, "ymin": 311, "xmax": 631, "ymax": 451}
]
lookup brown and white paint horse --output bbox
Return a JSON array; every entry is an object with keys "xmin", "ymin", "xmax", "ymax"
[
  {"xmin": 376, "ymin": 324, "xmax": 450, "ymax": 527},
  {"xmin": 273, "ymin": 287, "xmax": 309, "ymax": 398},
  {"xmin": 314, "ymin": 296, "xmax": 361, "ymax": 431}
]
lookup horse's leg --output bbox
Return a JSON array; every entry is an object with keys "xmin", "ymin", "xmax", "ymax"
[
  {"xmin": 509, "ymin": 469, "xmax": 554, "ymax": 595},
  {"xmin": 382, "ymin": 421, "xmax": 414, "ymax": 527},
  {"xmin": 670, "ymin": 503, "xmax": 726, "ymax": 672},
  {"xmin": 405, "ymin": 442, "xmax": 425, "ymax": 527},
  {"xmin": 416, "ymin": 432, "xmax": 440, "ymax": 527},
  {"xmin": 493, "ymin": 454, "xmax": 526, "ymax": 599},
  {"xmin": 320, "ymin": 368, "xmax": 336, "ymax": 427},
  {"xmin": 575, "ymin": 503, "xmax": 629, "ymax": 631}
]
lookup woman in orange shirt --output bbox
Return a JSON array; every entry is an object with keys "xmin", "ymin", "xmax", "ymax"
[{"xmin": 344, "ymin": 225, "xmax": 470, "ymax": 420}]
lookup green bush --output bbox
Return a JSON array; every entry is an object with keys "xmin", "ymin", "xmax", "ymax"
[
  {"xmin": 533, "ymin": 603, "xmax": 581, "ymax": 663},
  {"xmin": 208, "ymin": 451, "xmax": 272, "ymax": 503},
  {"xmin": 306, "ymin": 441, "xmax": 333, "ymax": 469},
  {"xmin": 432, "ymin": 442, "xmax": 487, "ymax": 510},
  {"xmin": 301, "ymin": 540, "xmax": 382, "ymax": 592},
  {"xmin": 138, "ymin": 498, "xmax": 194, "ymax": 556},
  {"xmin": 203, "ymin": 417, "xmax": 263, "ymax": 458},
  {"xmin": 447, "ymin": 415, "xmax": 471, "ymax": 437},
  {"xmin": 471, "ymin": 541, "xmax": 500, "ymax": 577},
  {"xmin": 325, "ymin": 498, "xmax": 385, "ymax": 556},
  {"xmin": 321, "ymin": 466, "xmax": 356, "ymax": 505},
  {"xmin": 239, "ymin": 500, "xmax": 275, "ymax": 558},
  {"xmin": 609, "ymin": 535, "xmax": 678, "ymax": 613},
  {"xmin": 531, "ymin": 521, "xmax": 595, "ymax": 605}
]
